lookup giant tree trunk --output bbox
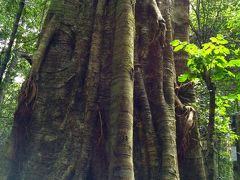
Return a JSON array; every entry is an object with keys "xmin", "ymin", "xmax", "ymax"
[{"xmin": 2, "ymin": 0, "xmax": 205, "ymax": 179}]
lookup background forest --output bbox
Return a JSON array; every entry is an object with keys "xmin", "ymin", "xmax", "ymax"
[{"xmin": 0, "ymin": 0, "xmax": 240, "ymax": 179}]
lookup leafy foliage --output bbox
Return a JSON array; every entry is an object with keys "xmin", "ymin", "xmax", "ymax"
[
  {"xmin": 171, "ymin": 35, "xmax": 240, "ymax": 84},
  {"xmin": 0, "ymin": 0, "xmax": 49, "ymax": 145},
  {"xmin": 172, "ymin": 34, "xmax": 240, "ymax": 179},
  {"xmin": 190, "ymin": 0, "xmax": 240, "ymax": 45}
]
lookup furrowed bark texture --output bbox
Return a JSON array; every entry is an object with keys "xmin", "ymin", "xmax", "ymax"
[{"xmin": 1, "ymin": 0, "xmax": 205, "ymax": 179}]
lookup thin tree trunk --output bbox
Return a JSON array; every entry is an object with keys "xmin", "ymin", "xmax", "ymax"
[
  {"xmin": 0, "ymin": 0, "xmax": 25, "ymax": 84},
  {"xmin": 202, "ymin": 71, "xmax": 217, "ymax": 180},
  {"xmin": 206, "ymin": 83, "xmax": 217, "ymax": 180},
  {"xmin": 0, "ymin": 53, "xmax": 18, "ymax": 103}
]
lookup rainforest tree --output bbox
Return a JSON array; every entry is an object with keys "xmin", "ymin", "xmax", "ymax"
[{"xmin": 1, "ymin": 0, "xmax": 206, "ymax": 179}]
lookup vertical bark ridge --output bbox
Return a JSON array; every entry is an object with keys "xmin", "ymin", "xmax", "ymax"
[
  {"xmin": 51, "ymin": 11, "xmax": 99, "ymax": 178},
  {"xmin": 92, "ymin": 1, "xmax": 116, "ymax": 179},
  {"xmin": 108, "ymin": 0, "xmax": 135, "ymax": 179},
  {"xmin": 162, "ymin": 5, "xmax": 175, "ymax": 105},
  {"xmin": 134, "ymin": 67, "xmax": 160, "ymax": 179},
  {"xmin": 133, "ymin": 112, "xmax": 149, "ymax": 180},
  {"xmin": 140, "ymin": 14, "xmax": 167, "ymax": 180},
  {"xmin": 151, "ymin": 0, "xmax": 179, "ymax": 179},
  {"xmin": 74, "ymin": 0, "xmax": 106, "ymax": 179}
]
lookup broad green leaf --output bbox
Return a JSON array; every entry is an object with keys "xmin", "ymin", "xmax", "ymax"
[
  {"xmin": 228, "ymin": 59, "xmax": 240, "ymax": 67},
  {"xmin": 178, "ymin": 73, "xmax": 189, "ymax": 82},
  {"xmin": 215, "ymin": 56, "xmax": 228, "ymax": 67},
  {"xmin": 170, "ymin": 40, "xmax": 181, "ymax": 47},
  {"xmin": 214, "ymin": 49, "xmax": 220, "ymax": 54},
  {"xmin": 181, "ymin": 41, "xmax": 188, "ymax": 46},
  {"xmin": 219, "ymin": 39, "xmax": 228, "ymax": 45},
  {"xmin": 226, "ymin": 94, "xmax": 237, "ymax": 100},
  {"xmin": 216, "ymin": 34, "xmax": 224, "ymax": 40},
  {"xmin": 184, "ymin": 44, "xmax": 199, "ymax": 55},
  {"xmin": 174, "ymin": 44, "xmax": 184, "ymax": 52},
  {"xmin": 205, "ymin": 48, "xmax": 213, "ymax": 55},
  {"xmin": 222, "ymin": 47, "xmax": 230, "ymax": 54},
  {"xmin": 210, "ymin": 37, "xmax": 218, "ymax": 43},
  {"xmin": 211, "ymin": 34, "xmax": 228, "ymax": 45}
]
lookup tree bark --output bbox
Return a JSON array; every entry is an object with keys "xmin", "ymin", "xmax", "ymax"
[
  {"xmin": 108, "ymin": 1, "xmax": 135, "ymax": 179},
  {"xmin": 201, "ymin": 70, "xmax": 218, "ymax": 180},
  {"xmin": 206, "ymin": 85, "xmax": 218, "ymax": 180},
  {"xmin": 1, "ymin": 0, "xmax": 205, "ymax": 179},
  {"xmin": 234, "ymin": 113, "xmax": 240, "ymax": 180},
  {"xmin": 173, "ymin": 0, "xmax": 206, "ymax": 179},
  {"xmin": 200, "ymin": 69, "xmax": 218, "ymax": 180}
]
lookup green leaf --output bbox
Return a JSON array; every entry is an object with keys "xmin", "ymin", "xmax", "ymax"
[
  {"xmin": 228, "ymin": 59, "xmax": 240, "ymax": 67},
  {"xmin": 210, "ymin": 34, "xmax": 228, "ymax": 45},
  {"xmin": 205, "ymin": 48, "xmax": 213, "ymax": 55},
  {"xmin": 226, "ymin": 94, "xmax": 237, "ymax": 100},
  {"xmin": 216, "ymin": 34, "xmax": 225, "ymax": 40},
  {"xmin": 178, "ymin": 73, "xmax": 189, "ymax": 82},
  {"xmin": 170, "ymin": 40, "xmax": 181, "ymax": 47},
  {"xmin": 214, "ymin": 49, "xmax": 220, "ymax": 54},
  {"xmin": 222, "ymin": 47, "xmax": 230, "ymax": 54},
  {"xmin": 236, "ymin": 73, "xmax": 240, "ymax": 80},
  {"xmin": 184, "ymin": 44, "xmax": 199, "ymax": 55},
  {"xmin": 181, "ymin": 41, "xmax": 188, "ymax": 46},
  {"xmin": 210, "ymin": 37, "xmax": 218, "ymax": 43},
  {"xmin": 174, "ymin": 44, "xmax": 184, "ymax": 52},
  {"xmin": 227, "ymin": 70, "xmax": 235, "ymax": 77}
]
